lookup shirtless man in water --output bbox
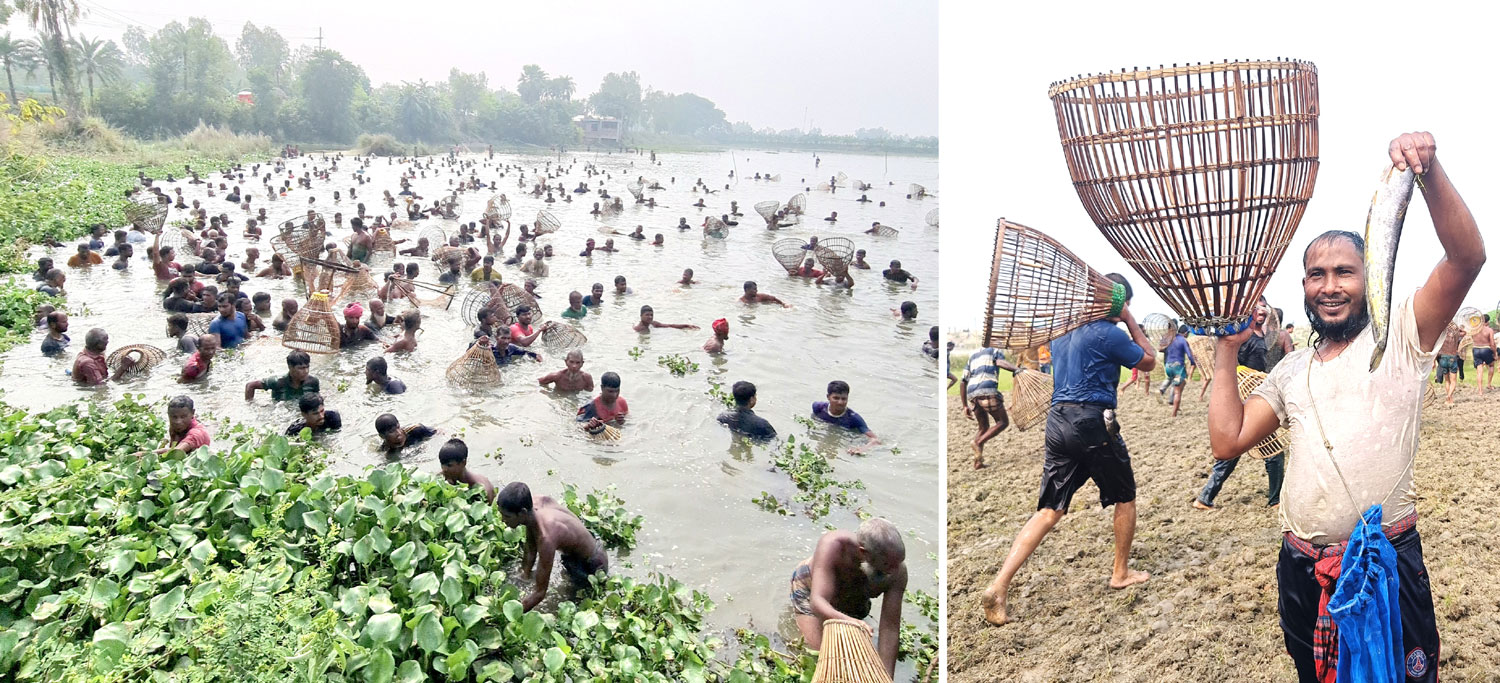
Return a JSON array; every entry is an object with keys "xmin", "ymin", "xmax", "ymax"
[
  {"xmin": 632, "ymin": 305, "xmax": 699, "ymax": 333},
  {"xmin": 789, "ymin": 518, "xmax": 907, "ymax": 678},
  {"xmin": 537, "ymin": 350, "xmax": 594, "ymax": 391},
  {"xmin": 499, "ymin": 481, "xmax": 609, "ymax": 612},
  {"xmin": 438, "ymin": 438, "xmax": 495, "ymax": 503},
  {"xmin": 1470, "ymin": 314, "xmax": 1496, "ymax": 393},
  {"xmin": 740, "ymin": 281, "xmax": 790, "ymax": 307}
]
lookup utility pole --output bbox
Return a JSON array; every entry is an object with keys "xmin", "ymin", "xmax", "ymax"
[{"xmin": 316, "ymin": 28, "xmax": 324, "ymax": 49}]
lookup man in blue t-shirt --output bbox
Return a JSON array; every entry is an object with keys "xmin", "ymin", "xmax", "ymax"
[
  {"xmin": 206, "ymin": 299, "xmax": 249, "ymax": 350},
  {"xmin": 811, "ymin": 380, "xmax": 879, "ymax": 455},
  {"xmin": 981, "ymin": 273, "xmax": 1156, "ymax": 626},
  {"xmin": 1160, "ymin": 325, "xmax": 1198, "ymax": 417},
  {"xmin": 960, "ymin": 346, "xmax": 1021, "ymax": 468}
]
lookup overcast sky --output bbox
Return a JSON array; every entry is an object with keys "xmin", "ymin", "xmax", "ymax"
[
  {"xmin": 941, "ymin": 2, "xmax": 1498, "ymax": 332},
  {"xmin": 16, "ymin": 0, "xmax": 937, "ymax": 137}
]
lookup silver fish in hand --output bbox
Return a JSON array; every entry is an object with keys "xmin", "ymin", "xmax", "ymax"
[{"xmin": 1365, "ymin": 165, "xmax": 1416, "ymax": 372}]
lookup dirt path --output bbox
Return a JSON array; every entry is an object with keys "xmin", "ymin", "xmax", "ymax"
[{"xmin": 946, "ymin": 383, "xmax": 1500, "ymax": 682}]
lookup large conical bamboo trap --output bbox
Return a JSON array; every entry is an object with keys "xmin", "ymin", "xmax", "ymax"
[
  {"xmin": 485, "ymin": 195, "xmax": 513, "ymax": 221},
  {"xmin": 335, "ymin": 267, "xmax": 382, "ymax": 303},
  {"xmin": 814, "ymin": 237, "xmax": 856, "ymax": 279},
  {"xmin": 1142, "ymin": 313, "xmax": 1172, "ymax": 346},
  {"xmin": 126, "ymin": 194, "xmax": 169, "ymax": 233},
  {"xmin": 704, "ymin": 216, "xmax": 728, "ymax": 239},
  {"xmin": 626, "ymin": 181, "xmax": 644, "ymax": 201},
  {"xmin": 1049, "ymin": 59, "xmax": 1320, "ymax": 335},
  {"xmin": 755, "ymin": 200, "xmax": 782, "ymax": 223},
  {"xmin": 851, "ymin": 179, "xmax": 870, "ymax": 192},
  {"xmin": 773, "ymin": 239, "xmax": 809, "ymax": 274},
  {"xmin": 925, "ymin": 208, "xmax": 939, "ymax": 228},
  {"xmin": 1189, "ymin": 335, "xmax": 1217, "ymax": 381},
  {"xmin": 460, "ymin": 289, "xmax": 511, "ymax": 326},
  {"xmin": 1235, "ymin": 367, "xmax": 1289, "ymax": 459},
  {"xmin": 868, "ymin": 224, "xmax": 899, "ymax": 238},
  {"xmin": 157, "ymin": 228, "xmax": 202, "ymax": 263},
  {"xmin": 431, "ymin": 245, "xmax": 467, "ymax": 265},
  {"xmin": 833, "ymin": 172, "xmax": 848, "ymax": 187},
  {"xmin": 371, "ymin": 229, "xmax": 397, "ymax": 258},
  {"xmin": 982, "ymin": 218, "xmax": 1127, "ymax": 350},
  {"xmin": 420, "ymin": 226, "xmax": 447, "ymax": 249},
  {"xmin": 1010, "ymin": 369, "xmax": 1053, "ymax": 432},
  {"xmin": 282, "ymin": 292, "xmax": 341, "ymax": 354},
  {"xmin": 540, "ymin": 323, "xmax": 588, "ymax": 352},
  {"xmin": 107, "ymin": 344, "xmax": 166, "ymax": 378},
  {"xmin": 786, "ymin": 193, "xmax": 807, "ymax": 216},
  {"xmin": 182, "ymin": 313, "xmax": 217, "ymax": 337},
  {"xmin": 277, "ymin": 214, "xmax": 327, "ymax": 256},
  {"xmin": 908, "ymin": 183, "xmax": 927, "ymax": 197},
  {"xmin": 498, "ymin": 283, "xmax": 541, "ymax": 321},
  {"xmin": 810, "ymin": 618, "xmax": 891, "ymax": 683},
  {"xmin": 447, "ymin": 340, "xmax": 502, "ymax": 387},
  {"xmin": 534, "ymin": 210, "xmax": 561, "ymax": 236}
]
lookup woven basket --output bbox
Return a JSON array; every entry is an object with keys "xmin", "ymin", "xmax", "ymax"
[
  {"xmin": 461, "ymin": 288, "xmax": 511, "ymax": 326},
  {"xmin": 106, "ymin": 344, "xmax": 166, "ymax": 378},
  {"xmin": 431, "ymin": 245, "xmax": 466, "ymax": 264},
  {"xmin": 446, "ymin": 340, "xmax": 502, "ymax": 386},
  {"xmin": 1235, "ymin": 367, "xmax": 1289, "ymax": 459},
  {"xmin": 1050, "ymin": 59, "xmax": 1320, "ymax": 335},
  {"xmin": 908, "ymin": 183, "xmax": 925, "ymax": 197},
  {"xmin": 1142, "ymin": 314, "xmax": 1172, "ymax": 346},
  {"xmin": 833, "ymin": 172, "xmax": 848, "ymax": 187},
  {"xmin": 535, "ymin": 211, "xmax": 561, "ymax": 235},
  {"xmin": 370, "ymin": 229, "xmax": 397, "ymax": 257},
  {"xmin": 851, "ymin": 179, "xmax": 868, "ymax": 192},
  {"xmin": 626, "ymin": 182, "xmax": 644, "ymax": 200},
  {"xmin": 498, "ymin": 283, "xmax": 541, "ymax": 321},
  {"xmin": 755, "ymin": 200, "xmax": 782, "ymax": 223},
  {"xmin": 925, "ymin": 208, "xmax": 939, "ymax": 228},
  {"xmin": 773, "ymin": 239, "xmax": 809, "ymax": 274},
  {"xmin": 810, "ymin": 618, "xmax": 891, "ymax": 683},
  {"xmin": 277, "ymin": 215, "xmax": 327, "ymax": 258},
  {"xmin": 268, "ymin": 232, "xmax": 302, "ymax": 270},
  {"xmin": 282, "ymin": 292, "xmax": 341, "ymax": 354},
  {"xmin": 485, "ymin": 195, "xmax": 513, "ymax": 221},
  {"xmin": 704, "ymin": 216, "xmax": 728, "ymax": 238},
  {"xmin": 336, "ymin": 268, "xmax": 382, "ymax": 303},
  {"xmin": 1010, "ymin": 370, "xmax": 1053, "ymax": 432},
  {"xmin": 420, "ymin": 226, "xmax": 447, "ymax": 249},
  {"xmin": 540, "ymin": 323, "xmax": 587, "ymax": 352},
  {"xmin": 786, "ymin": 193, "xmax": 807, "ymax": 216},
  {"xmin": 815, "ymin": 182, "xmax": 832, "ymax": 192},
  {"xmin": 982, "ymin": 218, "xmax": 1124, "ymax": 350},
  {"xmin": 126, "ymin": 193, "xmax": 168, "ymax": 233},
  {"xmin": 1189, "ymin": 335, "xmax": 1217, "ymax": 381},
  {"xmin": 184, "ymin": 313, "xmax": 217, "ymax": 337},
  {"xmin": 814, "ymin": 237, "xmax": 856, "ymax": 279},
  {"xmin": 868, "ymin": 224, "xmax": 899, "ymax": 238}
]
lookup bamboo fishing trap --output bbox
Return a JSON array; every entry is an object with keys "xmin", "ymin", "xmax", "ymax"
[
  {"xmin": 534, "ymin": 211, "xmax": 561, "ymax": 236},
  {"xmin": 1235, "ymin": 367, "xmax": 1290, "ymax": 459},
  {"xmin": 755, "ymin": 200, "xmax": 782, "ymax": 224},
  {"xmin": 282, "ymin": 292, "xmax": 341, "ymax": 354},
  {"xmin": 485, "ymin": 195, "xmax": 513, "ymax": 221},
  {"xmin": 106, "ymin": 344, "xmax": 166, "ymax": 379},
  {"xmin": 460, "ymin": 288, "xmax": 511, "ymax": 327},
  {"xmin": 982, "ymin": 218, "xmax": 1127, "ymax": 350},
  {"xmin": 925, "ymin": 208, "xmax": 939, "ymax": 228},
  {"xmin": 335, "ymin": 267, "xmax": 382, "ymax": 303},
  {"xmin": 1141, "ymin": 313, "xmax": 1173, "ymax": 347},
  {"xmin": 419, "ymin": 226, "xmax": 447, "ymax": 249},
  {"xmin": 786, "ymin": 193, "xmax": 807, "ymax": 216},
  {"xmin": 446, "ymin": 340, "xmax": 502, "ymax": 387},
  {"xmin": 1010, "ymin": 369, "xmax": 1053, "ymax": 432},
  {"xmin": 704, "ymin": 216, "xmax": 729, "ymax": 239},
  {"xmin": 814, "ymin": 237, "xmax": 856, "ymax": 279},
  {"xmin": 810, "ymin": 618, "xmax": 891, "ymax": 683},
  {"xmin": 867, "ymin": 224, "xmax": 899, "ymax": 238},
  {"xmin": 540, "ymin": 323, "xmax": 588, "ymax": 353},
  {"xmin": 626, "ymin": 181, "xmax": 645, "ymax": 201},
  {"xmin": 1049, "ymin": 59, "xmax": 1320, "ymax": 335},
  {"xmin": 1189, "ymin": 335, "xmax": 1217, "ymax": 381},
  {"xmin": 908, "ymin": 183, "xmax": 927, "ymax": 197},
  {"xmin": 773, "ymin": 239, "xmax": 810, "ymax": 274},
  {"xmin": 126, "ymin": 193, "xmax": 169, "ymax": 233},
  {"xmin": 497, "ymin": 283, "xmax": 541, "ymax": 321},
  {"xmin": 156, "ymin": 228, "xmax": 202, "ymax": 263}
]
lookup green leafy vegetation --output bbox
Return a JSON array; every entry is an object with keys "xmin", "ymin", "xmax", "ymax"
[
  {"xmin": 0, "ymin": 279, "xmax": 62, "ymax": 354},
  {"xmin": 756, "ymin": 435, "xmax": 868, "ymax": 521},
  {"xmin": 0, "ymin": 396, "xmax": 936, "ymax": 681},
  {"xmin": 627, "ymin": 346, "xmax": 644, "ymax": 361},
  {"xmin": 657, "ymin": 353, "xmax": 699, "ymax": 377},
  {"xmin": 706, "ymin": 379, "xmax": 735, "ymax": 408}
]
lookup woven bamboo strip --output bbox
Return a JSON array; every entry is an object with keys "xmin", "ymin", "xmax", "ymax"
[
  {"xmin": 811, "ymin": 618, "xmax": 890, "ymax": 683},
  {"xmin": 1235, "ymin": 367, "xmax": 1288, "ymax": 459},
  {"xmin": 983, "ymin": 218, "xmax": 1121, "ymax": 350},
  {"xmin": 1010, "ymin": 370, "xmax": 1053, "ymax": 432}
]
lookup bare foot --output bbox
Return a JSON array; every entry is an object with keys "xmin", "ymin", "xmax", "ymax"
[
  {"xmin": 1191, "ymin": 500, "xmax": 1214, "ymax": 511},
  {"xmin": 972, "ymin": 444, "xmax": 985, "ymax": 469},
  {"xmin": 980, "ymin": 587, "xmax": 1009, "ymax": 625},
  {"xmin": 1109, "ymin": 569, "xmax": 1150, "ymax": 589}
]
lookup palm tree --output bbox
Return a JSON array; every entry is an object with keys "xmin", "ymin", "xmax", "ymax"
[
  {"xmin": 517, "ymin": 64, "xmax": 547, "ymax": 104},
  {"xmin": 0, "ymin": 34, "xmax": 35, "ymax": 107},
  {"xmin": 548, "ymin": 75, "xmax": 575, "ymax": 102},
  {"xmin": 17, "ymin": 0, "xmax": 82, "ymax": 111},
  {"xmin": 69, "ymin": 34, "xmax": 122, "ymax": 105}
]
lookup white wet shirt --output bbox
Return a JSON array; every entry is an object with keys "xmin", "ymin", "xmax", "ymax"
[{"xmin": 1253, "ymin": 292, "xmax": 1433, "ymax": 545}]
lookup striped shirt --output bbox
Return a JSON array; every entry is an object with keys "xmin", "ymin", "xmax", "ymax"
[{"xmin": 963, "ymin": 347, "xmax": 1005, "ymax": 398}]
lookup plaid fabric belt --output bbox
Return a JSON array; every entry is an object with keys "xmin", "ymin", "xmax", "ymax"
[{"xmin": 1283, "ymin": 511, "xmax": 1418, "ymax": 559}]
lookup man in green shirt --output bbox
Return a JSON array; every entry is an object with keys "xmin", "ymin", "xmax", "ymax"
[
  {"xmin": 561, "ymin": 291, "xmax": 587, "ymax": 319},
  {"xmin": 244, "ymin": 350, "xmax": 321, "ymax": 401}
]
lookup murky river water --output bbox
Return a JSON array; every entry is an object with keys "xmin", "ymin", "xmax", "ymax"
[{"xmin": 1, "ymin": 148, "xmax": 939, "ymax": 672}]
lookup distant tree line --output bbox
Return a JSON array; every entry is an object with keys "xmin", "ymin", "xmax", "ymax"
[{"xmin": 0, "ymin": 13, "xmax": 935, "ymax": 151}]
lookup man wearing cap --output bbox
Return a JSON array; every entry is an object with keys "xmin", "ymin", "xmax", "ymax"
[
  {"xmin": 339, "ymin": 302, "xmax": 377, "ymax": 347},
  {"xmin": 704, "ymin": 318, "xmax": 730, "ymax": 353}
]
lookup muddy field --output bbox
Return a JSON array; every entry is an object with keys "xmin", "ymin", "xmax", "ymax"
[{"xmin": 946, "ymin": 380, "xmax": 1500, "ymax": 682}]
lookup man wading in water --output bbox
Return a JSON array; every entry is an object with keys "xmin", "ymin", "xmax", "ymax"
[
  {"xmin": 789, "ymin": 517, "xmax": 906, "ymax": 679},
  {"xmin": 499, "ymin": 481, "xmax": 608, "ymax": 612},
  {"xmin": 981, "ymin": 273, "xmax": 1155, "ymax": 625},
  {"xmin": 1208, "ymin": 132, "xmax": 1477, "ymax": 683}
]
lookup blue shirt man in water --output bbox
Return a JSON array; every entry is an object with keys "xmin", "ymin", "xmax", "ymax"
[
  {"xmin": 980, "ymin": 273, "xmax": 1156, "ymax": 626},
  {"xmin": 811, "ymin": 380, "xmax": 879, "ymax": 455},
  {"xmin": 207, "ymin": 299, "xmax": 249, "ymax": 349}
]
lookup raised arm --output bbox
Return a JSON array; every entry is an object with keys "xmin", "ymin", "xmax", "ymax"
[
  {"xmin": 1397, "ymin": 133, "xmax": 1484, "ymax": 351},
  {"xmin": 1207, "ymin": 327, "xmax": 1281, "ymax": 460}
]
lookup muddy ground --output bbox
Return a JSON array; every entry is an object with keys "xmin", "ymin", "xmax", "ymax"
[{"xmin": 946, "ymin": 381, "xmax": 1500, "ymax": 682}]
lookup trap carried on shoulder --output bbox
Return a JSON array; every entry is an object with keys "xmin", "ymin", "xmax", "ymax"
[
  {"xmin": 497, "ymin": 283, "xmax": 541, "ymax": 321},
  {"xmin": 485, "ymin": 195, "xmax": 512, "ymax": 222},
  {"xmin": 460, "ymin": 288, "xmax": 510, "ymax": 327},
  {"xmin": 156, "ymin": 228, "xmax": 202, "ymax": 264},
  {"xmin": 1235, "ymin": 367, "xmax": 1290, "ymax": 460},
  {"xmin": 982, "ymin": 218, "xmax": 1125, "ymax": 350},
  {"xmin": 107, "ymin": 344, "xmax": 166, "ymax": 379},
  {"xmin": 1141, "ymin": 313, "xmax": 1173, "ymax": 347},
  {"xmin": 811, "ymin": 618, "xmax": 891, "ymax": 683},
  {"xmin": 447, "ymin": 339, "xmax": 502, "ymax": 387},
  {"xmin": 126, "ymin": 193, "xmax": 169, "ymax": 233}
]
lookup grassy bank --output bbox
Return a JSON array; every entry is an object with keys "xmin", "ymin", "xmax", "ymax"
[{"xmin": 0, "ymin": 396, "xmax": 934, "ymax": 681}]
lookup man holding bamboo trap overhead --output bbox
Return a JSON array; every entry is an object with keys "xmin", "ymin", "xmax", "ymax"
[{"xmin": 1208, "ymin": 132, "xmax": 1481, "ymax": 683}]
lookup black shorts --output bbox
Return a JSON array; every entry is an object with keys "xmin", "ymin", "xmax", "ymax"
[
  {"xmin": 1038, "ymin": 403, "xmax": 1136, "ymax": 511},
  {"xmin": 1473, "ymin": 347, "xmax": 1495, "ymax": 366},
  {"xmin": 1277, "ymin": 527, "xmax": 1439, "ymax": 682},
  {"xmin": 562, "ymin": 545, "xmax": 609, "ymax": 587}
]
